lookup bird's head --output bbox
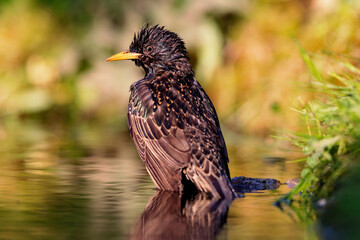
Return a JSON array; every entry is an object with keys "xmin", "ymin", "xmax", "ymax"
[{"xmin": 106, "ymin": 25, "xmax": 192, "ymax": 76}]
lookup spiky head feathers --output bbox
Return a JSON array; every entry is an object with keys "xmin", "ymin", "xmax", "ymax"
[{"xmin": 129, "ymin": 25, "xmax": 190, "ymax": 74}]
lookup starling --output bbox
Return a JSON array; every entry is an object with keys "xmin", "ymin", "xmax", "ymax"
[{"xmin": 106, "ymin": 25, "xmax": 237, "ymax": 199}]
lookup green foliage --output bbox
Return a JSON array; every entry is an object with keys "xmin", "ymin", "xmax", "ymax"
[{"xmin": 283, "ymin": 47, "xmax": 360, "ymax": 201}]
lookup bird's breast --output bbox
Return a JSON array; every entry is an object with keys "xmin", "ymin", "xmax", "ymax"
[{"xmin": 129, "ymin": 81, "xmax": 155, "ymax": 118}]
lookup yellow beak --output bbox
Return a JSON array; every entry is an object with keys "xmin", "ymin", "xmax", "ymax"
[{"xmin": 106, "ymin": 50, "xmax": 142, "ymax": 61}]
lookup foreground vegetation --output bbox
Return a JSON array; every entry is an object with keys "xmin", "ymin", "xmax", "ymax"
[{"xmin": 279, "ymin": 48, "xmax": 360, "ymax": 238}]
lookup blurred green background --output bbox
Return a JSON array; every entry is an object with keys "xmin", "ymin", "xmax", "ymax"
[{"xmin": 0, "ymin": 0, "xmax": 359, "ymax": 138}]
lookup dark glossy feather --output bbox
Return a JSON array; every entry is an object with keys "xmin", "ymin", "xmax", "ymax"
[
  {"xmin": 128, "ymin": 71, "xmax": 236, "ymax": 198},
  {"xmin": 124, "ymin": 25, "xmax": 236, "ymax": 199}
]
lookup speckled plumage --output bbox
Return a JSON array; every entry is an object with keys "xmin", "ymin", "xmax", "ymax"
[{"xmin": 122, "ymin": 25, "xmax": 236, "ymax": 199}]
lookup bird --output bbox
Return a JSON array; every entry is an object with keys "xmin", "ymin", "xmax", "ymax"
[{"xmin": 106, "ymin": 24, "xmax": 237, "ymax": 199}]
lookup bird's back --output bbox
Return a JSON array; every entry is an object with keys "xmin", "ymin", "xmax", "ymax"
[{"xmin": 128, "ymin": 70, "xmax": 236, "ymax": 199}]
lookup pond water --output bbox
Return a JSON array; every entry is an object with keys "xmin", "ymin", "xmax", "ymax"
[{"xmin": 0, "ymin": 122, "xmax": 312, "ymax": 240}]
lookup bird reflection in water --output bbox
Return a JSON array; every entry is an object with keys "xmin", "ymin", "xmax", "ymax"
[{"xmin": 130, "ymin": 191, "xmax": 231, "ymax": 240}]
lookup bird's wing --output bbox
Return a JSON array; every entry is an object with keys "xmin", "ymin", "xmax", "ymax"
[
  {"xmin": 128, "ymin": 75, "xmax": 235, "ymax": 198},
  {"xmin": 127, "ymin": 81, "xmax": 191, "ymax": 191}
]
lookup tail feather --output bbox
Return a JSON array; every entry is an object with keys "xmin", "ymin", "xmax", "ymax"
[{"xmin": 185, "ymin": 164, "xmax": 237, "ymax": 199}]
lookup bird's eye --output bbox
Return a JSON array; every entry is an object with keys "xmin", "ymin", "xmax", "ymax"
[{"xmin": 146, "ymin": 46, "xmax": 153, "ymax": 53}]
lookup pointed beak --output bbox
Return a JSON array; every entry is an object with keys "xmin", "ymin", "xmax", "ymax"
[{"xmin": 106, "ymin": 50, "xmax": 142, "ymax": 61}]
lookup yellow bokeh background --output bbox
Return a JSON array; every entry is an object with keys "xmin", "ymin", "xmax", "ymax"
[{"xmin": 0, "ymin": 0, "xmax": 359, "ymax": 137}]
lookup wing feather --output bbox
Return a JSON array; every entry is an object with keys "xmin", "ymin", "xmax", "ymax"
[
  {"xmin": 128, "ymin": 95, "xmax": 191, "ymax": 191},
  {"xmin": 128, "ymin": 74, "xmax": 235, "ymax": 198}
]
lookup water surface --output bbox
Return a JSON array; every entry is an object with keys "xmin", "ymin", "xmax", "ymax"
[{"xmin": 0, "ymin": 122, "xmax": 309, "ymax": 239}]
